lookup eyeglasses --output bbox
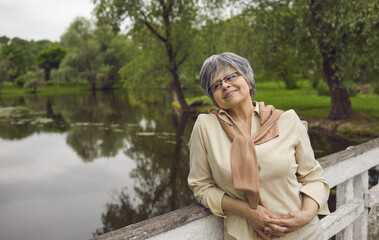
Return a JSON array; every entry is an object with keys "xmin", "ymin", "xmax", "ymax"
[{"xmin": 208, "ymin": 72, "xmax": 241, "ymax": 93}]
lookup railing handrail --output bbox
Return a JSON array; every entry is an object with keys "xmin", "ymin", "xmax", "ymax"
[
  {"xmin": 318, "ymin": 137, "xmax": 379, "ymax": 169},
  {"xmin": 91, "ymin": 137, "xmax": 379, "ymax": 240}
]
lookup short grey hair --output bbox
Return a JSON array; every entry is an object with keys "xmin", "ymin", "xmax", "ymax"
[{"xmin": 199, "ymin": 52, "xmax": 256, "ymax": 108}]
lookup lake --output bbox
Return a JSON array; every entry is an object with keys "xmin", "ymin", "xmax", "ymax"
[{"xmin": 0, "ymin": 91, "xmax": 377, "ymax": 240}]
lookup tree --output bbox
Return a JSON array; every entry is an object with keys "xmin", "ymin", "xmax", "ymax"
[
  {"xmin": 0, "ymin": 47, "xmax": 11, "ymax": 92},
  {"xmin": 60, "ymin": 17, "xmax": 103, "ymax": 92},
  {"xmin": 93, "ymin": 0, "xmax": 226, "ymax": 111},
  {"xmin": 23, "ymin": 68, "xmax": 45, "ymax": 94},
  {"xmin": 245, "ymin": 1, "xmax": 302, "ymax": 89},
  {"xmin": 59, "ymin": 18, "xmax": 127, "ymax": 91},
  {"xmin": 246, "ymin": 0, "xmax": 378, "ymax": 119},
  {"xmin": 0, "ymin": 36, "xmax": 10, "ymax": 46},
  {"xmin": 295, "ymin": 0, "xmax": 379, "ymax": 119},
  {"xmin": 36, "ymin": 46, "xmax": 66, "ymax": 81},
  {"xmin": 0, "ymin": 43, "xmax": 28, "ymax": 82}
]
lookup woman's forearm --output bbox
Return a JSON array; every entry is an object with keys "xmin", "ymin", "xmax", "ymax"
[
  {"xmin": 221, "ymin": 194, "xmax": 252, "ymax": 218},
  {"xmin": 301, "ymin": 194, "xmax": 319, "ymax": 222}
]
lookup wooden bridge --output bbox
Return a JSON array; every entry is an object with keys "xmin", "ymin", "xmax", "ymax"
[{"xmin": 92, "ymin": 137, "xmax": 379, "ymax": 240}]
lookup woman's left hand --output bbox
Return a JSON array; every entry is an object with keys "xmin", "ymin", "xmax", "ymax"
[
  {"xmin": 265, "ymin": 195, "xmax": 319, "ymax": 234},
  {"xmin": 264, "ymin": 210, "xmax": 313, "ymax": 234}
]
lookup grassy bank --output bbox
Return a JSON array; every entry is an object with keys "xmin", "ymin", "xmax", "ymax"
[
  {"xmin": 0, "ymin": 82, "xmax": 124, "ymax": 97},
  {"xmin": 183, "ymin": 80, "xmax": 379, "ymax": 141}
]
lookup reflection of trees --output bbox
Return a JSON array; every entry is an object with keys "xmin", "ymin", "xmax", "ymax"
[
  {"xmin": 0, "ymin": 96, "xmax": 69, "ymax": 140},
  {"xmin": 62, "ymin": 92, "xmax": 141, "ymax": 162},
  {"xmin": 308, "ymin": 131, "xmax": 358, "ymax": 159},
  {"xmin": 95, "ymin": 188, "xmax": 143, "ymax": 236},
  {"xmin": 66, "ymin": 126, "xmax": 125, "ymax": 162},
  {"xmin": 94, "ymin": 110, "xmax": 197, "ymax": 236}
]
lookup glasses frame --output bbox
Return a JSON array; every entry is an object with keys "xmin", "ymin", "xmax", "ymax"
[{"xmin": 208, "ymin": 72, "xmax": 241, "ymax": 94}]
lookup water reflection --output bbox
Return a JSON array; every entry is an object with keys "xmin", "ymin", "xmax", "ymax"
[
  {"xmin": 95, "ymin": 111, "xmax": 195, "ymax": 236},
  {"xmin": 0, "ymin": 92, "xmax": 377, "ymax": 240},
  {"xmin": 0, "ymin": 92, "xmax": 196, "ymax": 240}
]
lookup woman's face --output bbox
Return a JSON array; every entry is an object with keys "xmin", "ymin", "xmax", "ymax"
[{"xmin": 211, "ymin": 67, "xmax": 252, "ymax": 110}]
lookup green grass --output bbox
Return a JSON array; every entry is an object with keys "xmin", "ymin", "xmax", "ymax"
[{"xmin": 184, "ymin": 80, "xmax": 379, "ymax": 120}]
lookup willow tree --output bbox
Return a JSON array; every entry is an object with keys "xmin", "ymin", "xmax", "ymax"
[
  {"xmin": 296, "ymin": 0, "xmax": 379, "ymax": 119},
  {"xmin": 93, "ymin": 0, "xmax": 226, "ymax": 111}
]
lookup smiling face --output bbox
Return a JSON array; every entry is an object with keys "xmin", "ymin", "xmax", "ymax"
[{"xmin": 211, "ymin": 67, "xmax": 252, "ymax": 111}]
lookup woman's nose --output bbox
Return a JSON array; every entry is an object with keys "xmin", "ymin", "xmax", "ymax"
[{"xmin": 221, "ymin": 81, "xmax": 231, "ymax": 90}]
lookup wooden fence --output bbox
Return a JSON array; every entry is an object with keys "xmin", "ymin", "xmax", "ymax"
[{"xmin": 92, "ymin": 137, "xmax": 379, "ymax": 240}]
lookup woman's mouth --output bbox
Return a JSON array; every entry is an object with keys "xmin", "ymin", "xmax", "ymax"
[{"xmin": 224, "ymin": 90, "xmax": 236, "ymax": 99}]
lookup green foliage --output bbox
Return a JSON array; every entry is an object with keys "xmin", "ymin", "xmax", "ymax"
[
  {"xmin": 59, "ymin": 18, "xmax": 126, "ymax": 90},
  {"xmin": 245, "ymin": 1, "xmax": 302, "ymax": 89},
  {"xmin": 92, "ymin": 0, "xmax": 230, "ymax": 109},
  {"xmin": 23, "ymin": 68, "xmax": 45, "ymax": 93},
  {"xmin": 374, "ymin": 84, "xmax": 379, "ymax": 95},
  {"xmin": 15, "ymin": 75, "xmax": 25, "ymax": 88},
  {"xmin": 60, "ymin": 17, "xmax": 102, "ymax": 90},
  {"xmin": 36, "ymin": 46, "xmax": 66, "ymax": 81},
  {"xmin": 317, "ymin": 81, "xmax": 357, "ymax": 97},
  {"xmin": 0, "ymin": 36, "xmax": 10, "ymax": 45},
  {"xmin": 317, "ymin": 82, "xmax": 330, "ymax": 96},
  {"xmin": 0, "ymin": 36, "xmax": 56, "ymax": 86},
  {"xmin": 344, "ymin": 82, "xmax": 358, "ymax": 97},
  {"xmin": 0, "ymin": 43, "xmax": 28, "ymax": 81}
]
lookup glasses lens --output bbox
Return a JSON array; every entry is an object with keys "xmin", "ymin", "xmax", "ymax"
[
  {"xmin": 211, "ymin": 82, "xmax": 221, "ymax": 92},
  {"xmin": 209, "ymin": 72, "xmax": 240, "ymax": 93},
  {"xmin": 225, "ymin": 73, "xmax": 238, "ymax": 82}
]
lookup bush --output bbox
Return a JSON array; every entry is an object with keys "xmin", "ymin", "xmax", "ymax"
[
  {"xmin": 317, "ymin": 81, "xmax": 357, "ymax": 97},
  {"xmin": 344, "ymin": 82, "xmax": 357, "ymax": 97},
  {"xmin": 316, "ymin": 81, "xmax": 330, "ymax": 96},
  {"xmin": 374, "ymin": 84, "xmax": 379, "ymax": 95},
  {"xmin": 15, "ymin": 75, "xmax": 25, "ymax": 88}
]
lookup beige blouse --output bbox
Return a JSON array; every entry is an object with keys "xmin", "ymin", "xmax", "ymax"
[{"xmin": 188, "ymin": 103, "xmax": 330, "ymax": 240}]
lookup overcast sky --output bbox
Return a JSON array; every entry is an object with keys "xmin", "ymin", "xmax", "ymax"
[{"xmin": 0, "ymin": 0, "xmax": 94, "ymax": 42}]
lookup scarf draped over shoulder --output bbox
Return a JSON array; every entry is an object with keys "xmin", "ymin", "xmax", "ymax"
[{"xmin": 213, "ymin": 102, "xmax": 283, "ymax": 209}]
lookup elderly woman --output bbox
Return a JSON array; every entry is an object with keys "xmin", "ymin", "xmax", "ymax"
[{"xmin": 188, "ymin": 52, "xmax": 329, "ymax": 240}]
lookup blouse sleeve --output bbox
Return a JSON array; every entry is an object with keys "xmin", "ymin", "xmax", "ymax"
[
  {"xmin": 292, "ymin": 111, "xmax": 330, "ymax": 214},
  {"xmin": 187, "ymin": 115, "xmax": 226, "ymax": 217}
]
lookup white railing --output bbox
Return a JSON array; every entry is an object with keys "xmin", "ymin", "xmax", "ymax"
[{"xmin": 91, "ymin": 138, "xmax": 379, "ymax": 240}]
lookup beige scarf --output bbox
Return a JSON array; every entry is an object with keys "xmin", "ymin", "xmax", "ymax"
[{"xmin": 214, "ymin": 102, "xmax": 283, "ymax": 209}]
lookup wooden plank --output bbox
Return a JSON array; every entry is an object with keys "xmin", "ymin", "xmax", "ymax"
[
  {"xmin": 368, "ymin": 203, "xmax": 379, "ymax": 240},
  {"xmin": 90, "ymin": 204, "xmax": 211, "ymax": 240},
  {"xmin": 365, "ymin": 184, "xmax": 379, "ymax": 208},
  {"xmin": 323, "ymin": 147, "xmax": 379, "ymax": 188},
  {"xmin": 353, "ymin": 172, "xmax": 368, "ymax": 240},
  {"xmin": 321, "ymin": 198, "xmax": 364, "ymax": 240},
  {"xmin": 318, "ymin": 138, "xmax": 379, "ymax": 169}
]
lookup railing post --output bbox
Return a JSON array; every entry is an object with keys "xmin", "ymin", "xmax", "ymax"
[
  {"xmin": 353, "ymin": 171, "xmax": 368, "ymax": 240},
  {"xmin": 336, "ymin": 178, "xmax": 354, "ymax": 240}
]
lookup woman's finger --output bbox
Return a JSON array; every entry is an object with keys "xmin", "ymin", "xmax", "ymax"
[
  {"xmin": 253, "ymin": 230, "xmax": 258, "ymax": 238},
  {"xmin": 268, "ymin": 224, "xmax": 287, "ymax": 236},
  {"xmin": 265, "ymin": 210, "xmax": 280, "ymax": 219},
  {"xmin": 256, "ymin": 229, "xmax": 272, "ymax": 240},
  {"xmin": 269, "ymin": 218, "xmax": 291, "ymax": 226}
]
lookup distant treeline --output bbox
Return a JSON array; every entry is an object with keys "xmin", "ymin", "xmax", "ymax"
[{"xmin": 0, "ymin": 0, "xmax": 378, "ymax": 119}]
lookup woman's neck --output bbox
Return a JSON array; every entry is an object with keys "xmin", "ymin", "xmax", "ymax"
[{"xmin": 226, "ymin": 100, "xmax": 255, "ymax": 122}]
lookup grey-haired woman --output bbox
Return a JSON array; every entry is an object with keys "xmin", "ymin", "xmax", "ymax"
[{"xmin": 188, "ymin": 52, "xmax": 329, "ymax": 240}]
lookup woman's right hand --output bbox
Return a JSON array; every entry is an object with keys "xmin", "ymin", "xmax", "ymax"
[{"xmin": 244, "ymin": 205, "xmax": 287, "ymax": 240}]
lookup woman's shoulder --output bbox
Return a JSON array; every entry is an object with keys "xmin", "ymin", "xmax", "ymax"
[
  {"xmin": 194, "ymin": 112, "xmax": 218, "ymax": 129},
  {"xmin": 280, "ymin": 109, "xmax": 299, "ymax": 119},
  {"xmin": 279, "ymin": 109, "xmax": 308, "ymax": 131},
  {"xmin": 279, "ymin": 109, "xmax": 302, "ymax": 125},
  {"xmin": 197, "ymin": 112, "xmax": 218, "ymax": 122}
]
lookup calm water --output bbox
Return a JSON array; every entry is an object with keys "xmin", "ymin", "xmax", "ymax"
[{"xmin": 0, "ymin": 91, "xmax": 376, "ymax": 240}]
